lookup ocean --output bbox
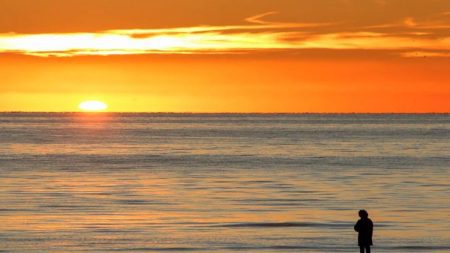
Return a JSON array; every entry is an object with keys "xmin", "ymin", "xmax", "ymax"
[{"xmin": 0, "ymin": 113, "xmax": 449, "ymax": 252}]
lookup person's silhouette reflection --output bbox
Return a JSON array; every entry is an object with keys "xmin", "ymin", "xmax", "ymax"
[{"xmin": 354, "ymin": 210, "xmax": 373, "ymax": 253}]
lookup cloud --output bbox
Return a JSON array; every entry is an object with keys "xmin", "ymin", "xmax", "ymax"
[
  {"xmin": 403, "ymin": 17, "xmax": 417, "ymax": 27},
  {"xmin": 245, "ymin": 11, "xmax": 279, "ymax": 25},
  {"xmin": 0, "ymin": 12, "xmax": 449, "ymax": 57},
  {"xmin": 401, "ymin": 51, "xmax": 450, "ymax": 58},
  {"xmin": 365, "ymin": 15, "xmax": 450, "ymax": 30}
]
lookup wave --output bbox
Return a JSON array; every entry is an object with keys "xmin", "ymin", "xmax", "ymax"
[
  {"xmin": 218, "ymin": 221, "xmax": 355, "ymax": 228},
  {"xmin": 110, "ymin": 245, "xmax": 450, "ymax": 252},
  {"xmin": 111, "ymin": 247, "xmax": 201, "ymax": 252}
]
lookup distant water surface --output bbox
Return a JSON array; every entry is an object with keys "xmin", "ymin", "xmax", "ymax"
[{"xmin": 0, "ymin": 113, "xmax": 449, "ymax": 252}]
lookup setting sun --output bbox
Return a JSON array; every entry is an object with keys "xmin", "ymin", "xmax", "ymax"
[{"xmin": 79, "ymin": 100, "xmax": 108, "ymax": 112}]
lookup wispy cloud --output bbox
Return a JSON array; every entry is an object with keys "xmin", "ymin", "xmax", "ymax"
[
  {"xmin": 401, "ymin": 51, "xmax": 450, "ymax": 58},
  {"xmin": 0, "ymin": 12, "xmax": 449, "ymax": 57},
  {"xmin": 366, "ymin": 15, "xmax": 450, "ymax": 30}
]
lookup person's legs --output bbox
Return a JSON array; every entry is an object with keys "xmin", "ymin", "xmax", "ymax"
[
  {"xmin": 360, "ymin": 246, "xmax": 364, "ymax": 253},
  {"xmin": 365, "ymin": 245, "xmax": 371, "ymax": 253}
]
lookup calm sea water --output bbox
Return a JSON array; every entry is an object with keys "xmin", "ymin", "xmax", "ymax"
[{"xmin": 0, "ymin": 113, "xmax": 449, "ymax": 252}]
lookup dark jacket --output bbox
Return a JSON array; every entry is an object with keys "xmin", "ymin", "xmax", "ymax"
[{"xmin": 354, "ymin": 218, "xmax": 373, "ymax": 246}]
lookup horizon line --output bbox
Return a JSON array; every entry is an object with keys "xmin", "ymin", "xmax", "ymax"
[{"xmin": 0, "ymin": 111, "xmax": 448, "ymax": 115}]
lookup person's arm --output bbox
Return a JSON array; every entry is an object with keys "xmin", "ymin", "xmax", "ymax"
[{"xmin": 354, "ymin": 220, "xmax": 360, "ymax": 232}]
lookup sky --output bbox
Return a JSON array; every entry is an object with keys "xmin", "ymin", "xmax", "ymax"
[{"xmin": 0, "ymin": 0, "xmax": 449, "ymax": 112}]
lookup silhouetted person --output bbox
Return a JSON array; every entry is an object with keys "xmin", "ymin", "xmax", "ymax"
[{"xmin": 354, "ymin": 209, "xmax": 373, "ymax": 253}]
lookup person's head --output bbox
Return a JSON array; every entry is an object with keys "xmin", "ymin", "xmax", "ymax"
[{"xmin": 359, "ymin": 209, "xmax": 369, "ymax": 218}]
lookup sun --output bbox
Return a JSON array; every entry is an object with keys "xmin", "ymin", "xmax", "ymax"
[{"xmin": 79, "ymin": 100, "xmax": 108, "ymax": 112}]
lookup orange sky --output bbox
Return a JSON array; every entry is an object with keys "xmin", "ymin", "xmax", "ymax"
[{"xmin": 0, "ymin": 0, "xmax": 449, "ymax": 112}]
